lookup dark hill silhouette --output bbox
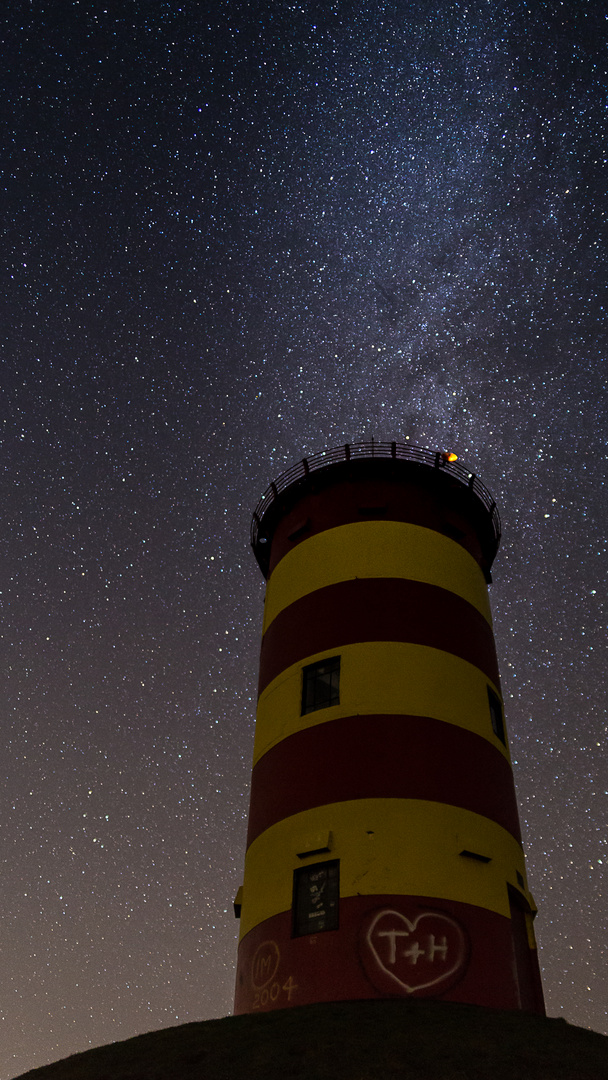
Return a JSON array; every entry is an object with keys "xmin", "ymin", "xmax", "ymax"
[{"xmin": 14, "ymin": 999, "xmax": 608, "ymax": 1080}]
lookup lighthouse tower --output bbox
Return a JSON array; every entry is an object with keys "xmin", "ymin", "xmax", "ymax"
[{"xmin": 234, "ymin": 441, "xmax": 544, "ymax": 1015}]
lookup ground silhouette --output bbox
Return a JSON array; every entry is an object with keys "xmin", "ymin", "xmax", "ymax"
[{"xmin": 14, "ymin": 999, "xmax": 608, "ymax": 1080}]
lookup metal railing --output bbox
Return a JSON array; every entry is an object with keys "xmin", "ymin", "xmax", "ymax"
[{"xmin": 251, "ymin": 440, "xmax": 501, "ymax": 548}]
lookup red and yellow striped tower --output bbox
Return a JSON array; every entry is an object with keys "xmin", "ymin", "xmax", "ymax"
[{"xmin": 234, "ymin": 441, "xmax": 544, "ymax": 1016}]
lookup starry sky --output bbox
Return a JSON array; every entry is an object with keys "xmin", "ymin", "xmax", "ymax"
[{"xmin": 1, "ymin": 1, "xmax": 607, "ymax": 1075}]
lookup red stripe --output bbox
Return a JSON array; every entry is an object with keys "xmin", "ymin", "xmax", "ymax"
[
  {"xmin": 259, "ymin": 577, "xmax": 500, "ymax": 694},
  {"xmin": 235, "ymin": 894, "xmax": 531, "ymax": 1013},
  {"xmin": 246, "ymin": 714, "xmax": 521, "ymax": 847},
  {"xmin": 263, "ymin": 461, "xmax": 494, "ymax": 578}
]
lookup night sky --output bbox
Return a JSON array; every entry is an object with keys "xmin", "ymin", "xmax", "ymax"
[{"xmin": 1, "ymin": 1, "xmax": 607, "ymax": 1075}]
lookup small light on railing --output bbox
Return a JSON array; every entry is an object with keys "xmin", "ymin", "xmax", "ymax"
[{"xmin": 442, "ymin": 451, "xmax": 458, "ymax": 463}]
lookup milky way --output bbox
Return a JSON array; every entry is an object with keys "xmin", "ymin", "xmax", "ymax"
[{"xmin": 1, "ymin": 3, "xmax": 607, "ymax": 1075}]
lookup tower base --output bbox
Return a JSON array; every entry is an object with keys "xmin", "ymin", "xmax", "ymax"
[{"xmin": 235, "ymin": 893, "xmax": 544, "ymax": 1015}]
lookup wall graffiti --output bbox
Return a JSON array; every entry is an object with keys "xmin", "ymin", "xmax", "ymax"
[
  {"xmin": 249, "ymin": 938, "xmax": 299, "ymax": 1010},
  {"xmin": 359, "ymin": 908, "xmax": 468, "ymax": 996},
  {"xmin": 251, "ymin": 940, "xmax": 281, "ymax": 989}
]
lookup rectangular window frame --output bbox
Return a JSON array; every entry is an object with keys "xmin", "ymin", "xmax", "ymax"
[
  {"xmin": 292, "ymin": 859, "xmax": 340, "ymax": 938},
  {"xmin": 301, "ymin": 655, "xmax": 341, "ymax": 716},
  {"xmin": 488, "ymin": 686, "xmax": 506, "ymax": 745}
]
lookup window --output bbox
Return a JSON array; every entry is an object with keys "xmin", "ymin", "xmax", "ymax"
[
  {"xmin": 301, "ymin": 656, "xmax": 340, "ymax": 715},
  {"xmin": 488, "ymin": 686, "xmax": 506, "ymax": 744},
  {"xmin": 292, "ymin": 860, "xmax": 339, "ymax": 937}
]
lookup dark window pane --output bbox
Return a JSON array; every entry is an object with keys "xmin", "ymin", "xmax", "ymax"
[
  {"xmin": 488, "ymin": 687, "xmax": 506, "ymax": 744},
  {"xmin": 301, "ymin": 656, "xmax": 340, "ymax": 715},
  {"xmin": 293, "ymin": 860, "xmax": 340, "ymax": 937}
]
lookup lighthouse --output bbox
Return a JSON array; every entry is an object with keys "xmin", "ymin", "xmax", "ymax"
[{"xmin": 234, "ymin": 441, "xmax": 544, "ymax": 1016}]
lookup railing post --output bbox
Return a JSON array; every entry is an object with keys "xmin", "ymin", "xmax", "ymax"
[
  {"xmin": 303, "ymin": 458, "xmax": 309, "ymax": 476},
  {"xmin": 270, "ymin": 482, "xmax": 278, "ymax": 498},
  {"xmin": 345, "ymin": 444, "xmax": 350, "ymax": 461},
  {"xmin": 391, "ymin": 442, "xmax": 397, "ymax": 458}
]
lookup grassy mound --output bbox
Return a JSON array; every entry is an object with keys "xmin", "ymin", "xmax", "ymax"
[{"xmin": 14, "ymin": 999, "xmax": 608, "ymax": 1080}]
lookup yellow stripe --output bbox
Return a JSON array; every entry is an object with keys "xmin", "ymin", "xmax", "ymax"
[
  {"xmin": 253, "ymin": 641, "xmax": 509, "ymax": 766},
  {"xmin": 263, "ymin": 520, "xmax": 492, "ymax": 633},
  {"xmin": 239, "ymin": 799, "xmax": 527, "ymax": 938}
]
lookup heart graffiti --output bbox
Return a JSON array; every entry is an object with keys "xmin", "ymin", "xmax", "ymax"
[{"xmin": 360, "ymin": 907, "xmax": 468, "ymax": 996}]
